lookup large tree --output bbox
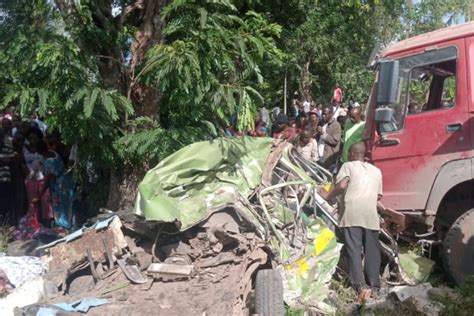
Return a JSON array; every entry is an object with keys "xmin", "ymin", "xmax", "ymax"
[
  {"xmin": 253, "ymin": 0, "xmax": 469, "ymax": 105},
  {"xmin": 0, "ymin": 0, "xmax": 282, "ymax": 208}
]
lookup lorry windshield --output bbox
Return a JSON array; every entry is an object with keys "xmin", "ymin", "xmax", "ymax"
[{"xmin": 377, "ymin": 46, "xmax": 457, "ymax": 134}]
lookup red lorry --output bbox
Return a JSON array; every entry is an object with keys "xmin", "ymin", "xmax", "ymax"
[{"xmin": 364, "ymin": 21, "xmax": 474, "ymax": 284}]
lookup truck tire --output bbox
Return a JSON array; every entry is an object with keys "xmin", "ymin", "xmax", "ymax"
[
  {"xmin": 442, "ymin": 209, "xmax": 474, "ymax": 285},
  {"xmin": 255, "ymin": 269, "xmax": 284, "ymax": 316}
]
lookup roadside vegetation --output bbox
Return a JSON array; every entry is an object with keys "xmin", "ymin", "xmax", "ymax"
[{"xmin": 0, "ymin": 0, "xmax": 471, "ymax": 207}]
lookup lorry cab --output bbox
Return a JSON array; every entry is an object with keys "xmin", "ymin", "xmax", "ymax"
[{"xmin": 364, "ymin": 21, "xmax": 474, "ymax": 284}]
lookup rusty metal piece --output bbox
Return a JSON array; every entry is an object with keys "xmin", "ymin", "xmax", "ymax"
[
  {"xmin": 262, "ymin": 140, "xmax": 287, "ymax": 186},
  {"xmin": 378, "ymin": 202, "xmax": 407, "ymax": 233},
  {"xmin": 86, "ymin": 248, "xmax": 100, "ymax": 281},
  {"xmin": 47, "ymin": 217, "xmax": 127, "ymax": 287},
  {"xmin": 102, "ymin": 236, "xmax": 114, "ymax": 271},
  {"xmin": 117, "ymin": 258, "xmax": 148, "ymax": 284}
]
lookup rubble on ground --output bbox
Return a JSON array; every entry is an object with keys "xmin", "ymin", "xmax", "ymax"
[{"xmin": 362, "ymin": 283, "xmax": 453, "ymax": 316}]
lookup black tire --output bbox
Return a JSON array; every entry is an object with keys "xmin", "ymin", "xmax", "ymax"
[
  {"xmin": 442, "ymin": 209, "xmax": 474, "ymax": 285},
  {"xmin": 255, "ymin": 269, "xmax": 284, "ymax": 316}
]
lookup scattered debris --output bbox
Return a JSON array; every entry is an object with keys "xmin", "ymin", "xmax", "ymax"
[
  {"xmin": 427, "ymin": 286, "xmax": 462, "ymax": 301},
  {"xmin": 99, "ymin": 281, "xmax": 130, "ymax": 296},
  {"xmin": 68, "ymin": 275, "xmax": 95, "ymax": 296},
  {"xmin": 364, "ymin": 283, "xmax": 444, "ymax": 315},
  {"xmin": 43, "ymin": 297, "xmax": 110, "ymax": 314},
  {"xmin": 1, "ymin": 278, "xmax": 45, "ymax": 316},
  {"xmin": 148, "ymin": 263, "xmax": 194, "ymax": 276},
  {"xmin": 117, "ymin": 258, "xmax": 147, "ymax": 284},
  {"xmin": 134, "ymin": 138, "xmax": 343, "ymax": 313},
  {"xmin": 0, "ymin": 269, "xmax": 14, "ymax": 295},
  {"xmin": 397, "ymin": 248, "xmax": 435, "ymax": 284},
  {"xmin": 42, "ymin": 216, "xmax": 127, "ymax": 288},
  {"xmin": 0, "ymin": 256, "xmax": 47, "ymax": 288},
  {"xmin": 391, "ymin": 282, "xmax": 433, "ymax": 301}
]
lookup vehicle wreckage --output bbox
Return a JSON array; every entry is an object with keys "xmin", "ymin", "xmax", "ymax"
[
  {"xmin": 8, "ymin": 137, "xmax": 432, "ymax": 316},
  {"xmin": 131, "ymin": 137, "xmax": 428, "ymax": 315}
]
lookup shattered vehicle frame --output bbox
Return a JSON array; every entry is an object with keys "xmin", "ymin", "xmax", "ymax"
[{"xmin": 132, "ymin": 137, "xmax": 419, "ymax": 315}]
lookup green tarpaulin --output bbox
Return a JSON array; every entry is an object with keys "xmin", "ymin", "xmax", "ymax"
[{"xmin": 135, "ymin": 137, "xmax": 273, "ymax": 231}]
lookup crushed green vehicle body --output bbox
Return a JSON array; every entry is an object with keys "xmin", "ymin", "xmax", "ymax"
[
  {"xmin": 135, "ymin": 137, "xmax": 433, "ymax": 313},
  {"xmin": 135, "ymin": 137, "xmax": 273, "ymax": 233},
  {"xmin": 135, "ymin": 137, "xmax": 341, "ymax": 312}
]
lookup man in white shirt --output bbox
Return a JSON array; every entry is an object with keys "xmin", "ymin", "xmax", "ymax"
[{"xmin": 320, "ymin": 142, "xmax": 382, "ymax": 302}]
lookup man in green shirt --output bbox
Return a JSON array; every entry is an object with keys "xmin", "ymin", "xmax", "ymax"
[{"xmin": 341, "ymin": 108, "xmax": 365, "ymax": 163}]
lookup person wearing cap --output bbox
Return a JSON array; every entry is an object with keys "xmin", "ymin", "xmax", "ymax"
[
  {"xmin": 317, "ymin": 105, "xmax": 341, "ymax": 172},
  {"xmin": 305, "ymin": 111, "xmax": 320, "ymax": 138},
  {"xmin": 272, "ymin": 114, "xmax": 297, "ymax": 142}
]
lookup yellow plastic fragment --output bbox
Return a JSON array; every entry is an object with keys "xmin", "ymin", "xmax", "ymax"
[
  {"xmin": 286, "ymin": 257, "xmax": 309, "ymax": 276},
  {"xmin": 314, "ymin": 227, "xmax": 335, "ymax": 256},
  {"xmin": 323, "ymin": 184, "xmax": 332, "ymax": 192}
]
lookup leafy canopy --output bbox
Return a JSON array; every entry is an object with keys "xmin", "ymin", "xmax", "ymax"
[
  {"xmin": 141, "ymin": 0, "xmax": 283, "ymax": 131},
  {"xmin": 0, "ymin": 1, "xmax": 133, "ymax": 165}
]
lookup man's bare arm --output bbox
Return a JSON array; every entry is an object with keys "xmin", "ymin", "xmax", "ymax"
[{"xmin": 320, "ymin": 177, "xmax": 349, "ymax": 201}]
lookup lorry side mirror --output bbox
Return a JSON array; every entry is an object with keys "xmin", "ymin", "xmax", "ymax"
[
  {"xmin": 374, "ymin": 107, "xmax": 394, "ymax": 123},
  {"xmin": 377, "ymin": 60, "xmax": 399, "ymax": 105},
  {"xmin": 374, "ymin": 107, "xmax": 394, "ymax": 137}
]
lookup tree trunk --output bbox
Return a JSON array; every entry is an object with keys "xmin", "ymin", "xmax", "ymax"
[
  {"xmin": 128, "ymin": 0, "xmax": 169, "ymax": 118},
  {"xmin": 106, "ymin": 165, "xmax": 148, "ymax": 211},
  {"xmin": 106, "ymin": 0, "xmax": 169, "ymax": 209},
  {"xmin": 299, "ymin": 60, "xmax": 312, "ymax": 102},
  {"xmin": 55, "ymin": 0, "xmax": 169, "ymax": 210}
]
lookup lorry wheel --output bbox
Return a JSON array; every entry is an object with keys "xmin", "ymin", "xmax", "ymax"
[
  {"xmin": 443, "ymin": 209, "xmax": 474, "ymax": 285},
  {"xmin": 255, "ymin": 269, "xmax": 284, "ymax": 316}
]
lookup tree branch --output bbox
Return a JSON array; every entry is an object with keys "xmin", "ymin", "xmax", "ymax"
[{"xmin": 117, "ymin": 0, "xmax": 145, "ymax": 29}]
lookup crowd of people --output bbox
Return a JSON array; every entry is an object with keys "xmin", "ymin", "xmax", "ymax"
[
  {"xmin": 0, "ymin": 107, "xmax": 76, "ymax": 240},
  {"xmin": 224, "ymin": 90, "xmax": 366, "ymax": 177}
]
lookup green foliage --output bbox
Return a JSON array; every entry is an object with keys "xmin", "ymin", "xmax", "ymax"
[
  {"xmin": 0, "ymin": 1, "xmax": 133, "ymax": 168},
  {"xmin": 115, "ymin": 117, "xmax": 215, "ymax": 165},
  {"xmin": 141, "ymin": 0, "xmax": 283, "ymax": 131},
  {"xmin": 254, "ymin": 0, "xmax": 469, "ymax": 105},
  {"xmin": 404, "ymin": 0, "xmax": 470, "ymax": 37},
  {"xmin": 435, "ymin": 277, "xmax": 474, "ymax": 316},
  {"xmin": 281, "ymin": 0, "xmax": 404, "ymax": 103},
  {"xmin": 0, "ymin": 0, "xmax": 471, "ymax": 188},
  {"xmin": 330, "ymin": 277, "xmax": 354, "ymax": 304}
]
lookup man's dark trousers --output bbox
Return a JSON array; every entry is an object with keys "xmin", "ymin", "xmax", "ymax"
[{"xmin": 341, "ymin": 226, "xmax": 381, "ymax": 291}]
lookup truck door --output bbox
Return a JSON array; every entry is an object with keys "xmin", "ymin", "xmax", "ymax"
[
  {"xmin": 468, "ymin": 36, "xmax": 474, "ymax": 174},
  {"xmin": 371, "ymin": 43, "xmax": 471, "ymax": 211}
]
